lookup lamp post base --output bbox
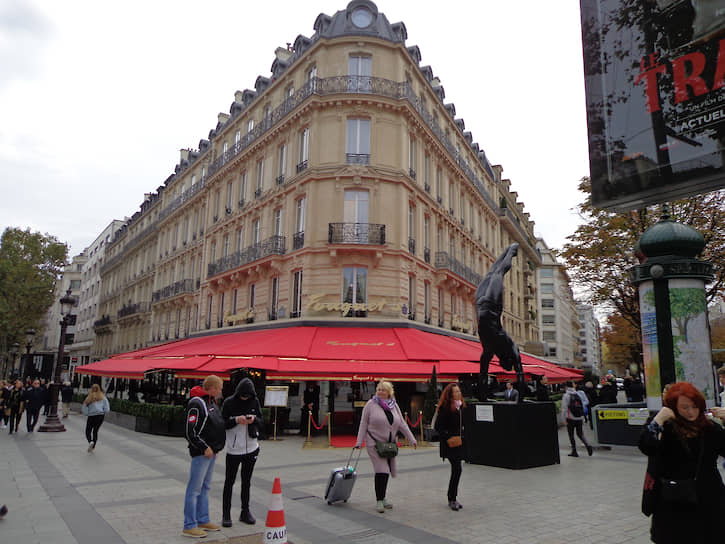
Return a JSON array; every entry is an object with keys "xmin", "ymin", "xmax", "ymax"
[{"xmin": 37, "ymin": 383, "xmax": 66, "ymax": 432}]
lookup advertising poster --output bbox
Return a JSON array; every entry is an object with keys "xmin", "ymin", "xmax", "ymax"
[
  {"xmin": 581, "ymin": 0, "xmax": 725, "ymax": 210},
  {"xmin": 639, "ymin": 281, "xmax": 662, "ymax": 408}
]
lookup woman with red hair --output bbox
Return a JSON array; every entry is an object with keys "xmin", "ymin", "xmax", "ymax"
[
  {"xmin": 639, "ymin": 382, "xmax": 725, "ymax": 543},
  {"xmin": 435, "ymin": 383, "xmax": 466, "ymax": 511}
]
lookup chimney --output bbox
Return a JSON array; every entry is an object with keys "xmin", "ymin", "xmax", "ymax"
[
  {"xmin": 179, "ymin": 149, "xmax": 190, "ymax": 162},
  {"xmin": 234, "ymin": 90, "xmax": 244, "ymax": 103},
  {"xmin": 218, "ymin": 112, "xmax": 230, "ymax": 125}
]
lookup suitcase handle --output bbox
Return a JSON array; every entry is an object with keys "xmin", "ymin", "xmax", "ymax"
[{"xmin": 347, "ymin": 446, "xmax": 363, "ymax": 472}]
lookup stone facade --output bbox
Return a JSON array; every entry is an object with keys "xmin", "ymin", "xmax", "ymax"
[{"xmin": 93, "ymin": 0, "xmax": 540, "ymax": 357}]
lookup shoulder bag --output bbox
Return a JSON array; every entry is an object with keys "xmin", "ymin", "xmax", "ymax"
[{"xmin": 369, "ymin": 431, "xmax": 398, "ymax": 458}]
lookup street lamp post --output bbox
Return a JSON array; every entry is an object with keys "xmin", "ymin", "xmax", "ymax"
[
  {"xmin": 38, "ymin": 289, "xmax": 75, "ymax": 433},
  {"xmin": 24, "ymin": 328, "xmax": 35, "ymax": 378}
]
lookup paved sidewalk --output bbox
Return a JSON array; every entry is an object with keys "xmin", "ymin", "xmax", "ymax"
[{"xmin": 1, "ymin": 408, "xmax": 671, "ymax": 544}]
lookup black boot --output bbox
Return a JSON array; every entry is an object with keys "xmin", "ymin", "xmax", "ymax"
[
  {"xmin": 240, "ymin": 510, "xmax": 256, "ymax": 525},
  {"xmin": 568, "ymin": 450, "xmax": 579, "ymax": 457},
  {"xmin": 222, "ymin": 513, "xmax": 232, "ymax": 527}
]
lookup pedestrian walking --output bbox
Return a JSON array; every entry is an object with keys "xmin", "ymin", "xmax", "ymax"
[
  {"xmin": 221, "ymin": 377, "xmax": 264, "ymax": 527},
  {"xmin": 81, "ymin": 384, "xmax": 110, "ymax": 451},
  {"xmin": 434, "ymin": 383, "xmax": 465, "ymax": 511},
  {"xmin": 583, "ymin": 381, "xmax": 599, "ymax": 430},
  {"xmin": 639, "ymin": 382, "xmax": 725, "ymax": 543},
  {"xmin": 562, "ymin": 380, "xmax": 593, "ymax": 457},
  {"xmin": 535, "ymin": 375, "xmax": 550, "ymax": 401},
  {"xmin": 355, "ymin": 380, "xmax": 417, "ymax": 514},
  {"xmin": 40, "ymin": 379, "xmax": 50, "ymax": 416},
  {"xmin": 0, "ymin": 380, "xmax": 9, "ymax": 429},
  {"xmin": 61, "ymin": 381, "xmax": 74, "ymax": 418},
  {"xmin": 24, "ymin": 379, "xmax": 45, "ymax": 432},
  {"xmin": 182, "ymin": 375, "xmax": 226, "ymax": 538},
  {"xmin": 7, "ymin": 380, "xmax": 24, "ymax": 434}
]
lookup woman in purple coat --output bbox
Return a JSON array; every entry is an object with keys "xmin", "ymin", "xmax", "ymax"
[{"xmin": 355, "ymin": 380, "xmax": 417, "ymax": 513}]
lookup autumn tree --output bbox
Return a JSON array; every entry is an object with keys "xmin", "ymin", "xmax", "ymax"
[
  {"xmin": 561, "ymin": 179, "xmax": 725, "ymax": 346},
  {"xmin": 600, "ymin": 312, "xmax": 642, "ymax": 376},
  {"xmin": 0, "ymin": 228, "xmax": 68, "ymax": 351}
]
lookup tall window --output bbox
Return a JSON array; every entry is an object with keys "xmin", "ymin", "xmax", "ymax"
[
  {"xmin": 210, "ymin": 241, "xmax": 217, "ymax": 263},
  {"xmin": 236, "ymin": 227, "xmax": 244, "ymax": 252},
  {"xmin": 233, "ymin": 288, "xmax": 238, "ymax": 314},
  {"xmin": 298, "ymin": 127, "xmax": 309, "ymax": 164},
  {"xmin": 348, "ymin": 55, "xmax": 372, "ymax": 91},
  {"xmin": 424, "ymin": 216, "xmax": 430, "ymax": 251},
  {"xmin": 438, "ymin": 288, "xmax": 444, "ymax": 325},
  {"xmin": 408, "ymin": 276, "xmax": 415, "ymax": 318},
  {"xmin": 277, "ymin": 144, "xmax": 287, "ymax": 181},
  {"xmin": 344, "ymin": 190, "xmax": 369, "ymax": 244},
  {"xmin": 226, "ymin": 181, "xmax": 233, "ymax": 211},
  {"xmin": 295, "ymin": 197, "xmax": 306, "ymax": 234},
  {"xmin": 239, "ymin": 171, "xmax": 247, "ymax": 205},
  {"xmin": 436, "ymin": 169, "xmax": 442, "ymax": 200},
  {"xmin": 249, "ymin": 283, "xmax": 256, "ymax": 308},
  {"xmin": 424, "ymin": 282, "xmax": 431, "ymax": 321},
  {"xmin": 253, "ymin": 219, "xmax": 260, "ymax": 245},
  {"xmin": 409, "ymin": 135, "xmax": 416, "ymax": 175},
  {"xmin": 346, "ymin": 119, "xmax": 370, "ymax": 163},
  {"xmin": 235, "ymin": 130, "xmax": 241, "ymax": 145},
  {"xmin": 223, "ymin": 234, "xmax": 230, "ymax": 257},
  {"xmin": 256, "ymin": 158, "xmax": 264, "ymax": 194},
  {"xmin": 342, "ymin": 267, "xmax": 367, "ymax": 317},
  {"xmin": 206, "ymin": 295, "xmax": 213, "ymax": 328},
  {"xmin": 460, "ymin": 193, "xmax": 465, "ymax": 221},
  {"xmin": 247, "ymin": 119, "xmax": 254, "ymax": 133},
  {"xmin": 273, "ymin": 208, "xmax": 282, "ymax": 236},
  {"xmin": 306, "ymin": 65, "xmax": 317, "ymax": 87},
  {"xmin": 449, "ymin": 182, "xmax": 455, "ymax": 212},
  {"xmin": 291, "ymin": 270, "xmax": 303, "ymax": 318},
  {"xmin": 424, "ymin": 154, "xmax": 430, "ymax": 188},
  {"xmin": 214, "ymin": 190, "xmax": 220, "ymax": 219},
  {"xmin": 218, "ymin": 292, "xmax": 225, "ymax": 327},
  {"xmin": 408, "ymin": 204, "xmax": 415, "ymax": 246},
  {"xmin": 223, "ymin": 141, "xmax": 229, "ymax": 157},
  {"xmin": 270, "ymin": 277, "xmax": 279, "ymax": 318}
]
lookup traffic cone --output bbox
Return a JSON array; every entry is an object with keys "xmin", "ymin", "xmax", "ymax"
[{"xmin": 263, "ymin": 477, "xmax": 287, "ymax": 544}]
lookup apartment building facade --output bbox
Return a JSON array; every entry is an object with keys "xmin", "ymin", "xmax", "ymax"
[
  {"xmin": 94, "ymin": 0, "xmax": 540, "ymax": 359},
  {"xmin": 576, "ymin": 303, "xmax": 602, "ymax": 375}
]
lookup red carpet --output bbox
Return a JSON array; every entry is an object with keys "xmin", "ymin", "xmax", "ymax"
[{"xmin": 329, "ymin": 435, "xmax": 360, "ymax": 448}]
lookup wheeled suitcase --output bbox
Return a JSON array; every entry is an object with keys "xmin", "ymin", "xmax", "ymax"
[{"xmin": 325, "ymin": 447, "xmax": 362, "ymax": 505}]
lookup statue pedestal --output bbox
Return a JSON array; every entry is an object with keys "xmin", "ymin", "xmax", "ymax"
[{"xmin": 464, "ymin": 402, "xmax": 559, "ymax": 469}]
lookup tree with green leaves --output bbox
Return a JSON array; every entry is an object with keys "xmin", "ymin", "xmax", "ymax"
[
  {"xmin": 0, "ymin": 227, "xmax": 68, "ymax": 351},
  {"xmin": 561, "ymin": 179, "xmax": 725, "ymax": 351}
]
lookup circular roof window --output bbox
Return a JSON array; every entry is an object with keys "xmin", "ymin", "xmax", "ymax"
[{"xmin": 351, "ymin": 7, "xmax": 373, "ymax": 28}]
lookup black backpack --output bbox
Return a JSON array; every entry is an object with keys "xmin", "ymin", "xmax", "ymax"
[{"xmin": 568, "ymin": 392, "xmax": 584, "ymax": 418}]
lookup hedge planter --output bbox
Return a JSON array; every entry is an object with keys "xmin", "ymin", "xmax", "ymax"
[{"xmin": 71, "ymin": 399, "xmax": 186, "ymax": 437}]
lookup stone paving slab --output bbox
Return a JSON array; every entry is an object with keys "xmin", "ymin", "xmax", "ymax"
[{"xmin": 5, "ymin": 408, "xmax": 721, "ymax": 543}]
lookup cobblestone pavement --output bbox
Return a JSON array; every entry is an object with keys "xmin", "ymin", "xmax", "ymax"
[{"xmin": 0, "ymin": 407, "xmax": 679, "ymax": 544}]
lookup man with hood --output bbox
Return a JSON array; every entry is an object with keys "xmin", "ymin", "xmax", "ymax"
[
  {"xmin": 221, "ymin": 377, "xmax": 264, "ymax": 527},
  {"xmin": 183, "ymin": 375, "xmax": 226, "ymax": 538}
]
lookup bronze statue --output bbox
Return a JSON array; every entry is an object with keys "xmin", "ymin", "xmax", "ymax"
[{"xmin": 475, "ymin": 243, "xmax": 525, "ymax": 401}]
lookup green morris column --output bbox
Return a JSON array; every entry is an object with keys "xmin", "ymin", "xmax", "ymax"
[{"xmin": 630, "ymin": 210, "xmax": 715, "ymax": 411}]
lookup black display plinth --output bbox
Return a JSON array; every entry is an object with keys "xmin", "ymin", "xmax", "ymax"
[
  {"xmin": 464, "ymin": 401, "xmax": 559, "ymax": 469},
  {"xmin": 593, "ymin": 403, "xmax": 649, "ymax": 446}
]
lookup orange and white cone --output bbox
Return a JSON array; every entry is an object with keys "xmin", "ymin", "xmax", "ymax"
[{"xmin": 263, "ymin": 477, "xmax": 287, "ymax": 544}]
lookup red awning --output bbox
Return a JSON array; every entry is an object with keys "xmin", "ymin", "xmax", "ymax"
[
  {"xmin": 76, "ymin": 356, "xmax": 213, "ymax": 379},
  {"xmin": 75, "ymin": 326, "xmax": 585, "ymax": 383}
]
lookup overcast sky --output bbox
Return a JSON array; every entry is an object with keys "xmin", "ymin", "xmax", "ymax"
[{"xmin": 0, "ymin": 0, "xmax": 589, "ymax": 257}]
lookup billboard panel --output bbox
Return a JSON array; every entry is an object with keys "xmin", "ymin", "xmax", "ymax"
[{"xmin": 581, "ymin": 0, "xmax": 725, "ymax": 210}]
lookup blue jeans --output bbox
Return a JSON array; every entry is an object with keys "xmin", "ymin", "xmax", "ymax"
[{"xmin": 184, "ymin": 454, "xmax": 215, "ymax": 530}]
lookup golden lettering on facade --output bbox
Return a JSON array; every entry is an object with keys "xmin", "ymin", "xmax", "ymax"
[{"xmin": 307, "ymin": 293, "xmax": 387, "ymax": 313}]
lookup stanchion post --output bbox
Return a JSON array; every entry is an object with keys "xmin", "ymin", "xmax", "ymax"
[
  {"xmin": 327, "ymin": 411, "xmax": 332, "ymax": 448},
  {"xmin": 304, "ymin": 410, "xmax": 311, "ymax": 447},
  {"xmin": 273, "ymin": 406, "xmax": 278, "ymax": 441},
  {"xmin": 404, "ymin": 411, "xmax": 409, "ymax": 446},
  {"xmin": 419, "ymin": 410, "xmax": 424, "ymax": 445}
]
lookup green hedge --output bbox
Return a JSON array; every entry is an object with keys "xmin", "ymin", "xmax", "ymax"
[{"xmin": 73, "ymin": 394, "xmax": 185, "ymax": 423}]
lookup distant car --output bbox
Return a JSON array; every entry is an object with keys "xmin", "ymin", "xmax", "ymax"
[{"xmin": 616, "ymin": 377, "xmax": 624, "ymax": 390}]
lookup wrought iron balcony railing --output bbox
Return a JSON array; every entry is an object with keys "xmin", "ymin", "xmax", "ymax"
[
  {"xmin": 94, "ymin": 315, "xmax": 113, "ymax": 328},
  {"xmin": 424, "ymin": 247, "xmax": 431, "ymax": 263},
  {"xmin": 408, "ymin": 237, "xmax": 416, "ymax": 254},
  {"xmin": 152, "ymin": 278, "xmax": 196, "ymax": 303},
  {"xmin": 328, "ymin": 223, "xmax": 386, "ymax": 245},
  {"xmin": 346, "ymin": 153, "xmax": 370, "ymax": 165},
  {"xmin": 434, "ymin": 251, "xmax": 483, "ymax": 286},
  {"xmin": 207, "ymin": 235, "xmax": 286, "ymax": 278},
  {"xmin": 296, "ymin": 160, "xmax": 308, "ymax": 173},
  {"xmin": 118, "ymin": 301, "xmax": 150, "ymax": 319},
  {"xmin": 293, "ymin": 231, "xmax": 305, "ymax": 250}
]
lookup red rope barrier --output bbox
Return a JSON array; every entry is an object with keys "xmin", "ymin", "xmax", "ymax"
[
  {"xmin": 311, "ymin": 413, "xmax": 329, "ymax": 430},
  {"xmin": 405, "ymin": 412, "xmax": 422, "ymax": 428}
]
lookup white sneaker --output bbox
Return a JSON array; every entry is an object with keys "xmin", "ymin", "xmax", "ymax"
[{"xmin": 87, "ymin": 442, "xmax": 94, "ymax": 452}]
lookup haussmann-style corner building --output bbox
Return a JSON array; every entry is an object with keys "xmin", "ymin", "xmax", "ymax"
[{"xmin": 90, "ymin": 0, "xmax": 548, "ymax": 424}]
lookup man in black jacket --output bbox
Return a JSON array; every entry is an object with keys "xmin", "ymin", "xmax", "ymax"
[
  {"xmin": 182, "ymin": 375, "xmax": 226, "ymax": 539},
  {"xmin": 221, "ymin": 378, "xmax": 264, "ymax": 527},
  {"xmin": 24, "ymin": 379, "xmax": 46, "ymax": 432}
]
